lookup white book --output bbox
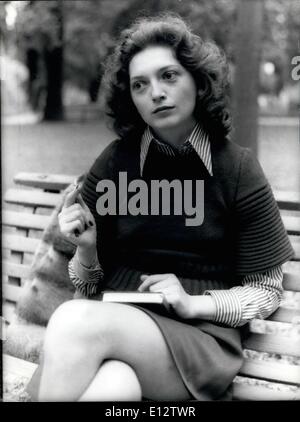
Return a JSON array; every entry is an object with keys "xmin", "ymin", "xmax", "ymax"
[{"xmin": 102, "ymin": 291, "xmax": 170, "ymax": 311}]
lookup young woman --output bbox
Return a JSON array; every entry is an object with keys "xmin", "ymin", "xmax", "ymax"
[{"xmin": 29, "ymin": 14, "xmax": 294, "ymax": 401}]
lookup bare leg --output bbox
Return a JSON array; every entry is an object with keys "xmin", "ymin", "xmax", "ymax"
[
  {"xmin": 38, "ymin": 300, "xmax": 191, "ymax": 401},
  {"xmin": 79, "ymin": 360, "xmax": 142, "ymax": 401}
]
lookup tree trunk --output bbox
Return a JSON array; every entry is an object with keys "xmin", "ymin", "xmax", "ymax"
[
  {"xmin": 43, "ymin": 0, "xmax": 64, "ymax": 121},
  {"xmin": 26, "ymin": 48, "xmax": 40, "ymax": 110},
  {"xmin": 232, "ymin": 0, "xmax": 264, "ymax": 155}
]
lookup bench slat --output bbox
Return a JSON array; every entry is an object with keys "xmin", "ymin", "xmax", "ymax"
[
  {"xmin": 3, "ymin": 354, "xmax": 37, "ymax": 379},
  {"xmin": 233, "ymin": 377, "xmax": 300, "ymax": 400},
  {"xmin": 243, "ymin": 333, "xmax": 300, "ymax": 357},
  {"xmin": 283, "ymin": 272, "xmax": 300, "ymax": 292},
  {"xmin": 3, "ymin": 283, "xmax": 23, "ymax": 302},
  {"xmin": 2, "ymin": 211, "xmax": 51, "ymax": 230},
  {"xmin": 268, "ymin": 306, "xmax": 300, "ymax": 323},
  {"xmin": 5, "ymin": 189, "xmax": 62, "ymax": 208},
  {"xmin": 290, "ymin": 236, "xmax": 300, "ymax": 261},
  {"xmin": 275, "ymin": 190, "xmax": 300, "ymax": 211},
  {"xmin": 239, "ymin": 358, "xmax": 300, "ymax": 385},
  {"xmin": 14, "ymin": 172, "xmax": 77, "ymax": 191},
  {"xmin": 2, "ymin": 262, "xmax": 31, "ymax": 280},
  {"xmin": 3, "ymin": 234, "xmax": 40, "ymax": 254},
  {"xmin": 3, "ymin": 302, "xmax": 16, "ymax": 324},
  {"xmin": 281, "ymin": 215, "xmax": 300, "ymax": 235},
  {"xmin": 283, "ymin": 260, "xmax": 300, "ymax": 274}
]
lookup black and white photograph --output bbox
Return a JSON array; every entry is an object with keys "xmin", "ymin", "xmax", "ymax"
[{"xmin": 1, "ymin": 0, "xmax": 300, "ymax": 404}]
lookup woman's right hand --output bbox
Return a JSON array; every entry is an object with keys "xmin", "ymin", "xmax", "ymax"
[{"xmin": 58, "ymin": 184, "xmax": 97, "ymax": 250}]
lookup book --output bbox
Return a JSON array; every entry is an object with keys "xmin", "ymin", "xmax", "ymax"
[{"xmin": 102, "ymin": 291, "xmax": 171, "ymax": 311}]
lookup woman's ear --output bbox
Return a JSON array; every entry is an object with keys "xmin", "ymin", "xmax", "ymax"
[
  {"xmin": 197, "ymin": 75, "xmax": 210, "ymax": 98},
  {"xmin": 197, "ymin": 88, "xmax": 205, "ymax": 101}
]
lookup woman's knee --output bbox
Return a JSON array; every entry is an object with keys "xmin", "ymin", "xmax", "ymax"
[
  {"xmin": 79, "ymin": 360, "xmax": 142, "ymax": 402},
  {"xmin": 44, "ymin": 300, "xmax": 109, "ymax": 348}
]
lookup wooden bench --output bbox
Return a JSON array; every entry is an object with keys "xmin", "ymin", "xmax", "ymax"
[{"xmin": 2, "ymin": 172, "xmax": 300, "ymax": 401}]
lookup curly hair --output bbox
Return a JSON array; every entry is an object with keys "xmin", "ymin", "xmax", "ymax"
[{"xmin": 103, "ymin": 13, "xmax": 232, "ymax": 140}]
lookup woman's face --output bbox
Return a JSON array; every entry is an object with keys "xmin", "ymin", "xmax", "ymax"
[{"xmin": 129, "ymin": 45, "xmax": 197, "ymax": 139}]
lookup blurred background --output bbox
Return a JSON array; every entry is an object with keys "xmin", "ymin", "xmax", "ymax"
[{"xmin": 1, "ymin": 0, "xmax": 300, "ymax": 194}]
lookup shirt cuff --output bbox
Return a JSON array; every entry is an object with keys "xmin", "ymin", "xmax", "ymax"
[
  {"xmin": 71, "ymin": 251, "xmax": 104, "ymax": 283},
  {"xmin": 68, "ymin": 253, "xmax": 104, "ymax": 297},
  {"xmin": 204, "ymin": 289, "xmax": 242, "ymax": 327}
]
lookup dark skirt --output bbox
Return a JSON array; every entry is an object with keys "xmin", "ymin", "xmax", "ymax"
[{"xmin": 27, "ymin": 266, "xmax": 244, "ymax": 401}]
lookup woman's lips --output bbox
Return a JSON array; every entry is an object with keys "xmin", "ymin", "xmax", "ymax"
[{"xmin": 153, "ymin": 106, "xmax": 175, "ymax": 114}]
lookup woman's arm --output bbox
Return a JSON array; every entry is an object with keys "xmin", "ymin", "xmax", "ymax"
[
  {"xmin": 187, "ymin": 294, "xmax": 217, "ymax": 321},
  {"xmin": 58, "ymin": 183, "xmax": 104, "ymax": 297},
  {"xmin": 139, "ymin": 267, "xmax": 283, "ymax": 326},
  {"xmin": 201, "ymin": 266, "xmax": 283, "ymax": 327}
]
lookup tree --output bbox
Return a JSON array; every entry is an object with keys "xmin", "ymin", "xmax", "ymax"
[
  {"xmin": 232, "ymin": 0, "xmax": 264, "ymax": 154},
  {"xmin": 15, "ymin": 0, "xmax": 64, "ymax": 120},
  {"xmin": 43, "ymin": 0, "xmax": 64, "ymax": 120},
  {"xmin": 62, "ymin": 0, "xmax": 131, "ymax": 102},
  {"xmin": 0, "ymin": 1, "xmax": 8, "ymax": 47}
]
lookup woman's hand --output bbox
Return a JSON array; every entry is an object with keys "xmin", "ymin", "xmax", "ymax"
[
  {"xmin": 58, "ymin": 184, "xmax": 96, "ymax": 250},
  {"xmin": 138, "ymin": 273, "xmax": 193, "ymax": 319}
]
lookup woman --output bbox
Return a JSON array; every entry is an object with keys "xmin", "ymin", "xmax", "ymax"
[{"xmin": 32, "ymin": 14, "xmax": 294, "ymax": 401}]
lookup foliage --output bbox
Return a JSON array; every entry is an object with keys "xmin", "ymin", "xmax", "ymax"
[
  {"xmin": 14, "ymin": 1, "xmax": 62, "ymax": 51},
  {"xmin": 6, "ymin": 0, "xmax": 300, "ymax": 102},
  {"xmin": 62, "ymin": 0, "xmax": 132, "ymax": 91},
  {"xmin": 0, "ymin": 1, "xmax": 8, "ymax": 44},
  {"xmin": 164, "ymin": 0, "xmax": 237, "ymax": 57},
  {"xmin": 9, "ymin": 1, "xmax": 129, "ymax": 94}
]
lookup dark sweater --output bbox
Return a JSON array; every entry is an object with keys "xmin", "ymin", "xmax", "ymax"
[{"xmin": 81, "ymin": 134, "xmax": 294, "ymax": 287}]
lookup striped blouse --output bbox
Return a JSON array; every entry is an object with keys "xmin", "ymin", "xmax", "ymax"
[{"xmin": 68, "ymin": 123, "xmax": 284, "ymax": 328}]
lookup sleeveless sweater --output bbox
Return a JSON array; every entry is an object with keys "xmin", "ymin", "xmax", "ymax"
[{"xmin": 81, "ymin": 134, "xmax": 294, "ymax": 288}]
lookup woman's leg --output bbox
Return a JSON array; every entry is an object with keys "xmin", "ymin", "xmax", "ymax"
[
  {"xmin": 38, "ymin": 300, "xmax": 191, "ymax": 402},
  {"xmin": 79, "ymin": 360, "xmax": 142, "ymax": 401}
]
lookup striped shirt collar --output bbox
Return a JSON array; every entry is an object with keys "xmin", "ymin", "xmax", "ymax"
[{"xmin": 140, "ymin": 123, "xmax": 213, "ymax": 177}]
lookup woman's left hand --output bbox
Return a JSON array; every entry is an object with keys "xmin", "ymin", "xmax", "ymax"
[{"xmin": 138, "ymin": 273, "xmax": 193, "ymax": 319}]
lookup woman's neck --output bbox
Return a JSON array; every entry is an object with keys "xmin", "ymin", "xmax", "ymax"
[{"xmin": 151, "ymin": 118, "xmax": 197, "ymax": 148}]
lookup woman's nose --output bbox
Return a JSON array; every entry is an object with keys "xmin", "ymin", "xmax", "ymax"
[{"xmin": 151, "ymin": 82, "xmax": 166, "ymax": 102}]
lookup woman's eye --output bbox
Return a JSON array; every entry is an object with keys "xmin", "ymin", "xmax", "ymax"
[
  {"xmin": 163, "ymin": 71, "xmax": 177, "ymax": 81},
  {"xmin": 132, "ymin": 81, "xmax": 145, "ymax": 91}
]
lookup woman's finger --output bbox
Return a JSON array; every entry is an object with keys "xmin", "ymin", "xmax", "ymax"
[
  {"xmin": 77, "ymin": 194, "xmax": 89, "ymax": 210},
  {"xmin": 61, "ymin": 219, "xmax": 85, "ymax": 238},
  {"xmin": 77, "ymin": 194, "xmax": 95, "ymax": 227},
  {"xmin": 59, "ymin": 208, "xmax": 86, "ymax": 231},
  {"xmin": 63, "ymin": 184, "xmax": 80, "ymax": 208},
  {"xmin": 146, "ymin": 279, "xmax": 175, "ymax": 292},
  {"xmin": 61, "ymin": 209, "xmax": 86, "ymax": 228},
  {"xmin": 138, "ymin": 274, "xmax": 175, "ymax": 292}
]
